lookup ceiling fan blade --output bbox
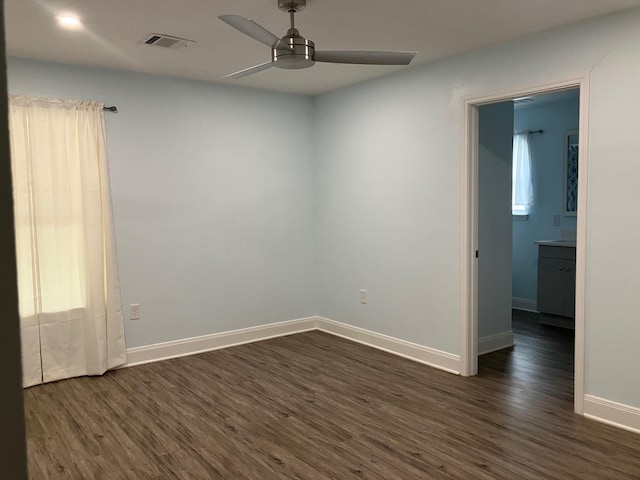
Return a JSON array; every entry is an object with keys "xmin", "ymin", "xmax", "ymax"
[
  {"xmin": 222, "ymin": 61, "xmax": 274, "ymax": 80},
  {"xmin": 219, "ymin": 15, "xmax": 284, "ymax": 49},
  {"xmin": 314, "ymin": 50, "xmax": 418, "ymax": 66}
]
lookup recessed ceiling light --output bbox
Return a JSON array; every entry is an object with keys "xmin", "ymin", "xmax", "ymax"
[{"xmin": 57, "ymin": 14, "xmax": 81, "ymax": 28}]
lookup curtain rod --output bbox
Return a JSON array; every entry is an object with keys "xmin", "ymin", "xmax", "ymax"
[
  {"xmin": 515, "ymin": 129, "xmax": 543, "ymax": 135},
  {"xmin": 103, "ymin": 106, "xmax": 117, "ymax": 113}
]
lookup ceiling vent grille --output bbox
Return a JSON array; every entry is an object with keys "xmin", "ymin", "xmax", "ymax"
[{"xmin": 139, "ymin": 33, "xmax": 194, "ymax": 50}]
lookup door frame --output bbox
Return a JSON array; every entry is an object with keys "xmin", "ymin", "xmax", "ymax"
[{"xmin": 459, "ymin": 76, "xmax": 590, "ymax": 414}]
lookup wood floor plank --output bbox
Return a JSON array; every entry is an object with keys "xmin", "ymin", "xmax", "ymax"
[{"xmin": 24, "ymin": 314, "xmax": 640, "ymax": 479}]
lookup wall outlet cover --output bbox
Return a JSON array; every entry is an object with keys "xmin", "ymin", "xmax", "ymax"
[
  {"xmin": 360, "ymin": 289, "xmax": 368, "ymax": 304},
  {"xmin": 129, "ymin": 304, "xmax": 141, "ymax": 320}
]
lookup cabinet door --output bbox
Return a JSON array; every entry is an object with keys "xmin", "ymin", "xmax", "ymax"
[
  {"xmin": 538, "ymin": 258, "xmax": 575, "ymax": 317},
  {"xmin": 538, "ymin": 258, "xmax": 566, "ymax": 316}
]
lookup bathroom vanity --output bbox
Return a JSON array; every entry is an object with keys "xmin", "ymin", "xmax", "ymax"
[{"xmin": 536, "ymin": 240, "xmax": 576, "ymax": 329}]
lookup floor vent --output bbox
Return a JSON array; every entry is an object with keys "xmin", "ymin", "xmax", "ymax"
[{"xmin": 139, "ymin": 33, "xmax": 194, "ymax": 50}]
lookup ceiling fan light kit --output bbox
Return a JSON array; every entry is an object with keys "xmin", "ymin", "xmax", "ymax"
[{"xmin": 219, "ymin": 0, "xmax": 417, "ymax": 79}]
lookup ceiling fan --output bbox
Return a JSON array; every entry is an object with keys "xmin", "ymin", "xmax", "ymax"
[{"xmin": 219, "ymin": 0, "xmax": 418, "ymax": 79}]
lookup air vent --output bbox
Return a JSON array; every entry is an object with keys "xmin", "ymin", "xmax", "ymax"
[{"xmin": 139, "ymin": 33, "xmax": 194, "ymax": 50}]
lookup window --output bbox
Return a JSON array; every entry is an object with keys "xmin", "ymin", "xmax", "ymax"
[{"xmin": 512, "ymin": 133, "xmax": 534, "ymax": 216}]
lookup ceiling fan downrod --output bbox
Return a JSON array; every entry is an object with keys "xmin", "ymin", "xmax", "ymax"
[
  {"xmin": 289, "ymin": 10, "xmax": 296, "ymax": 31},
  {"xmin": 280, "ymin": 0, "xmax": 304, "ymax": 32}
]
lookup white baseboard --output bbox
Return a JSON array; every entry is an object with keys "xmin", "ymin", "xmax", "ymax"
[
  {"xmin": 317, "ymin": 317, "xmax": 461, "ymax": 374},
  {"xmin": 583, "ymin": 395, "xmax": 640, "ymax": 434},
  {"xmin": 512, "ymin": 297, "xmax": 537, "ymax": 312},
  {"xmin": 125, "ymin": 315, "xmax": 461, "ymax": 375},
  {"xmin": 125, "ymin": 316, "xmax": 319, "ymax": 367},
  {"xmin": 478, "ymin": 330, "xmax": 514, "ymax": 356}
]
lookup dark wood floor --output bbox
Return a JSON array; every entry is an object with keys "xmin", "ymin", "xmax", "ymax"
[{"xmin": 24, "ymin": 315, "xmax": 640, "ymax": 479}]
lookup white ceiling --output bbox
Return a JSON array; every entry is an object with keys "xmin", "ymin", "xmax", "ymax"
[{"xmin": 6, "ymin": 0, "xmax": 640, "ymax": 95}]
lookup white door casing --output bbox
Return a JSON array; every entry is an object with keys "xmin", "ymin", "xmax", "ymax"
[{"xmin": 459, "ymin": 77, "xmax": 589, "ymax": 414}]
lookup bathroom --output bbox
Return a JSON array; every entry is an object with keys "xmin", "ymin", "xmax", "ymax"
[{"xmin": 511, "ymin": 89, "xmax": 580, "ymax": 326}]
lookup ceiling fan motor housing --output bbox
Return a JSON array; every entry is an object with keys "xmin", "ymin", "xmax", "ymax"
[{"xmin": 272, "ymin": 29, "xmax": 315, "ymax": 69}]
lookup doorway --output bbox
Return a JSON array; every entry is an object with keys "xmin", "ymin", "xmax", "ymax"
[{"xmin": 459, "ymin": 79, "xmax": 589, "ymax": 414}]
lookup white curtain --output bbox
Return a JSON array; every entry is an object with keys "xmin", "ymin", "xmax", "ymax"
[
  {"xmin": 9, "ymin": 95, "xmax": 126, "ymax": 387},
  {"xmin": 512, "ymin": 133, "xmax": 534, "ymax": 215}
]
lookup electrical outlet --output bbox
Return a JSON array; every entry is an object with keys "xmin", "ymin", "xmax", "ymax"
[
  {"xmin": 129, "ymin": 304, "xmax": 141, "ymax": 320},
  {"xmin": 553, "ymin": 214, "xmax": 561, "ymax": 227},
  {"xmin": 360, "ymin": 289, "xmax": 368, "ymax": 304}
]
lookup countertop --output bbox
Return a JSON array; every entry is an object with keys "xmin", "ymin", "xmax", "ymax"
[{"xmin": 535, "ymin": 240, "xmax": 576, "ymax": 248}]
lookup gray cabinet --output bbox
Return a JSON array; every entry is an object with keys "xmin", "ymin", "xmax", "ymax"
[{"xmin": 537, "ymin": 244, "xmax": 576, "ymax": 328}]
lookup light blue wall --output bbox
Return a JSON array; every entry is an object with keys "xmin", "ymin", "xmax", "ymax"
[
  {"xmin": 314, "ymin": 8, "xmax": 640, "ymax": 407},
  {"xmin": 512, "ymin": 98, "xmax": 580, "ymax": 306},
  {"xmin": 6, "ymin": 57, "xmax": 317, "ymax": 348},
  {"xmin": 313, "ymin": 83, "xmax": 463, "ymax": 353},
  {"xmin": 478, "ymin": 102, "xmax": 514, "ymax": 339}
]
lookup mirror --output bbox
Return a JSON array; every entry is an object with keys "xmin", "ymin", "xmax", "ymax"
[{"xmin": 563, "ymin": 130, "xmax": 579, "ymax": 216}]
